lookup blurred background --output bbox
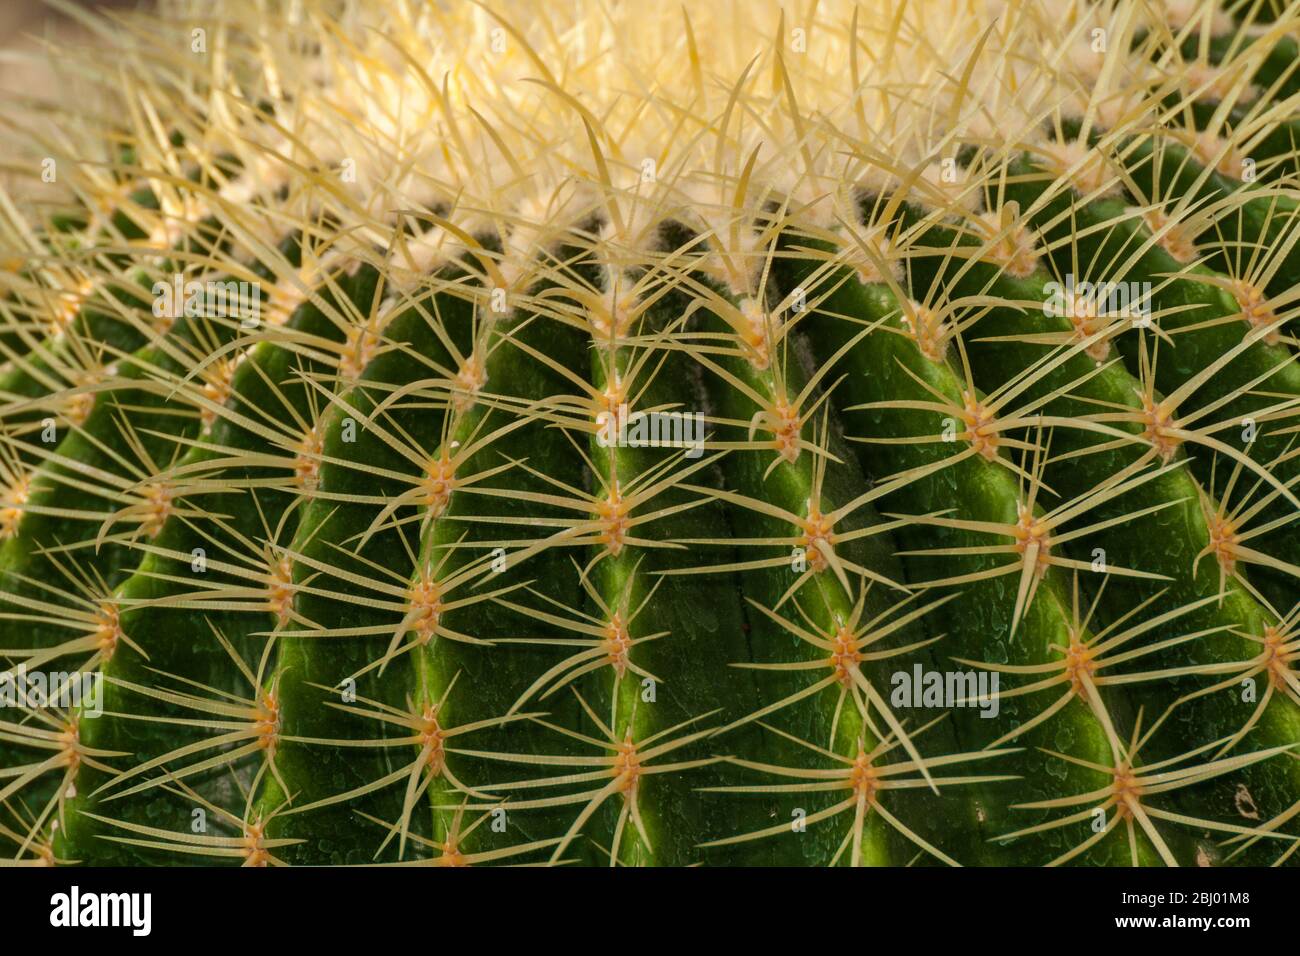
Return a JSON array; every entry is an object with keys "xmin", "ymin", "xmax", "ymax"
[
  {"xmin": 0, "ymin": 1, "xmax": 147, "ymax": 203},
  {"xmin": 0, "ymin": 1, "xmax": 139, "ymax": 96}
]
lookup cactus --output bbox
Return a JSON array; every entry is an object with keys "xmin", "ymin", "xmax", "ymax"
[{"xmin": 1, "ymin": 0, "xmax": 1299, "ymax": 868}]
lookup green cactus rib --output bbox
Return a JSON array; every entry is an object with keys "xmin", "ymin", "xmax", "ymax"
[
  {"xmin": 47, "ymin": 260, "xmax": 376, "ymax": 864},
  {"xmin": 0, "ymin": 359, "xmax": 202, "ymax": 687},
  {"xmin": 0, "ymin": 182, "xmax": 231, "ymax": 426},
  {"xmin": 0, "ymin": 212, "xmax": 304, "ymax": 547},
  {"xmin": 558, "ymin": 273, "xmax": 775, "ymax": 866},
  {"xmin": 0, "ymin": 264, "xmax": 161, "ymax": 447},
  {"xmin": 408, "ymin": 294, "xmax": 601, "ymax": 867},
  {"xmin": 676, "ymin": 260, "xmax": 996, "ymax": 866},
  {"xmin": 255, "ymin": 255, "xmax": 774, "ymax": 866},
  {"xmin": 249, "ymin": 275, "xmax": 472, "ymax": 865},
  {"xmin": 1093, "ymin": 131, "xmax": 1300, "ymax": 305},
  {"xmin": 771, "ymin": 236, "xmax": 1167, "ymax": 865},
  {"xmin": 0, "ymin": 119, "xmax": 319, "ymax": 444},
  {"xmin": 5, "ymin": 0, "xmax": 1300, "ymax": 868},
  {"xmin": 0, "ymin": 232, "xmax": 327, "ymax": 671},
  {"xmin": 994, "ymin": 153, "xmax": 1300, "ymax": 600},
  {"xmin": 891, "ymin": 208, "xmax": 1300, "ymax": 863}
]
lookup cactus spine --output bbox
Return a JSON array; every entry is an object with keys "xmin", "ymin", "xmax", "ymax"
[{"xmin": 2, "ymin": 0, "xmax": 1299, "ymax": 867}]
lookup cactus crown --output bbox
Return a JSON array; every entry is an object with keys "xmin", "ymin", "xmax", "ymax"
[{"xmin": 2, "ymin": 0, "xmax": 1300, "ymax": 867}]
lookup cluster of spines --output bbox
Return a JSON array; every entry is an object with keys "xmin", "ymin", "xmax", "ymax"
[{"xmin": 1, "ymin": 0, "xmax": 1299, "ymax": 867}]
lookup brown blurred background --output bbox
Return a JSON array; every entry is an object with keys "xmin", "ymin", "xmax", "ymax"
[
  {"xmin": 0, "ymin": 1, "xmax": 150, "ymax": 204},
  {"xmin": 0, "ymin": 0, "xmax": 141, "ymax": 96}
]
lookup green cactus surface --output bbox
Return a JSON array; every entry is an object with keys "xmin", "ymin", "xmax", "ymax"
[{"xmin": 1, "ymin": 0, "xmax": 1299, "ymax": 867}]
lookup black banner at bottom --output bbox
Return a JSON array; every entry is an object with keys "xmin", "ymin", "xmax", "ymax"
[{"xmin": 0, "ymin": 865, "xmax": 1276, "ymax": 943}]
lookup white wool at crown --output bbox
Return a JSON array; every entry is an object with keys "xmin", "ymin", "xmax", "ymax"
[
  {"xmin": 195, "ymin": 7, "xmax": 976, "ymax": 187},
  {"xmin": 4, "ymin": 0, "xmax": 1252, "ymax": 287}
]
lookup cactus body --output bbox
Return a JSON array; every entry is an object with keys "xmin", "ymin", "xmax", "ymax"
[{"xmin": 2, "ymin": 0, "xmax": 1300, "ymax": 867}]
